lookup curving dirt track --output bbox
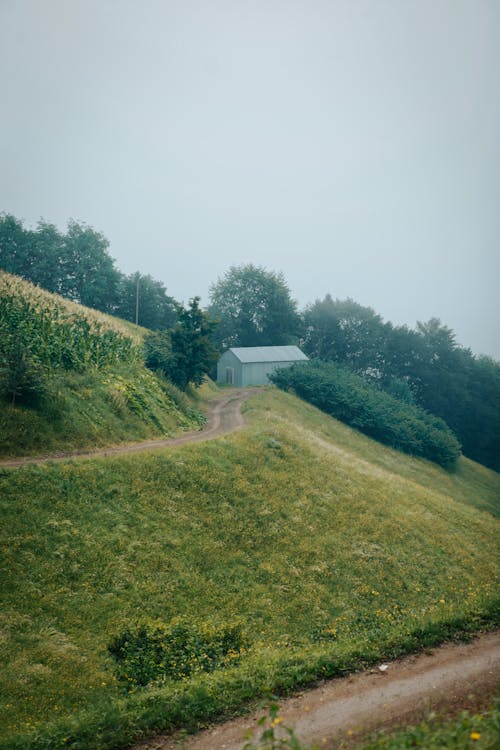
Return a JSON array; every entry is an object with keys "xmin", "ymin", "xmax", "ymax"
[
  {"xmin": 136, "ymin": 631, "xmax": 500, "ymax": 750},
  {"xmin": 0, "ymin": 388, "xmax": 252, "ymax": 469}
]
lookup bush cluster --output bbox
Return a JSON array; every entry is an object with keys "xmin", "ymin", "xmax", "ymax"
[
  {"xmin": 270, "ymin": 360, "xmax": 461, "ymax": 468},
  {"xmin": 108, "ymin": 618, "xmax": 247, "ymax": 689}
]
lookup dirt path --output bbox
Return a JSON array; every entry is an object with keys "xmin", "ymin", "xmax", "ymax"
[
  {"xmin": 136, "ymin": 631, "xmax": 500, "ymax": 750},
  {"xmin": 0, "ymin": 389, "xmax": 252, "ymax": 468}
]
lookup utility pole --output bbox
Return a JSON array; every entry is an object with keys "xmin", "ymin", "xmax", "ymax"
[{"xmin": 135, "ymin": 272, "xmax": 140, "ymax": 325}]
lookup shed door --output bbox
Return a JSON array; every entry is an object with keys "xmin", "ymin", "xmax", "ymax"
[{"xmin": 226, "ymin": 367, "xmax": 234, "ymax": 385}]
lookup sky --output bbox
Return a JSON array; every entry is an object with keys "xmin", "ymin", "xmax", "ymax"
[{"xmin": 1, "ymin": 0, "xmax": 499, "ymax": 359}]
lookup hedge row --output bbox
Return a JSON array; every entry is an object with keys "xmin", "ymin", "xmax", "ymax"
[{"xmin": 270, "ymin": 360, "xmax": 461, "ymax": 468}]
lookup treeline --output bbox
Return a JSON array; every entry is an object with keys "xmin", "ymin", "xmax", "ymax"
[
  {"xmin": 301, "ymin": 296, "xmax": 500, "ymax": 472},
  {"xmin": 1, "ymin": 214, "xmax": 499, "ymax": 472},
  {"xmin": 270, "ymin": 360, "xmax": 462, "ymax": 468},
  {"xmin": 209, "ymin": 266, "xmax": 500, "ymax": 472},
  {"xmin": 0, "ymin": 214, "xmax": 176, "ymax": 330}
]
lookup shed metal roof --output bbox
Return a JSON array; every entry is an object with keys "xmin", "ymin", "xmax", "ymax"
[{"xmin": 228, "ymin": 346, "xmax": 308, "ymax": 363}]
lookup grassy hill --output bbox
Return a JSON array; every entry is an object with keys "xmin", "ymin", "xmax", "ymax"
[
  {"xmin": 0, "ymin": 387, "xmax": 498, "ymax": 749},
  {"xmin": 0, "ymin": 271, "xmax": 203, "ymax": 457}
]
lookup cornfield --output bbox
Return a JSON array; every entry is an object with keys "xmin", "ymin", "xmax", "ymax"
[{"xmin": 0, "ymin": 271, "xmax": 142, "ymax": 380}]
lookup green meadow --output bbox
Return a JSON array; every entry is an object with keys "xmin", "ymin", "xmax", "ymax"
[{"xmin": 0, "ymin": 387, "xmax": 498, "ymax": 749}]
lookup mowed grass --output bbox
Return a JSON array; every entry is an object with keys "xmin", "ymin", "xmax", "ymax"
[{"xmin": 0, "ymin": 388, "xmax": 498, "ymax": 748}]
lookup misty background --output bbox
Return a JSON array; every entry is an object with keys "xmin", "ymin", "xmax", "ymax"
[{"xmin": 1, "ymin": 0, "xmax": 499, "ymax": 358}]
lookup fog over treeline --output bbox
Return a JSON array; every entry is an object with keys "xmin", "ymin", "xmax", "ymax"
[{"xmin": 1, "ymin": 2, "xmax": 499, "ymax": 363}]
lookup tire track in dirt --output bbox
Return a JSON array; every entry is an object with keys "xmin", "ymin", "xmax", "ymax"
[{"xmin": 0, "ymin": 388, "xmax": 252, "ymax": 468}]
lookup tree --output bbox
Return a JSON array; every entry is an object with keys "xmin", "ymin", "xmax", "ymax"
[
  {"xmin": 209, "ymin": 264, "xmax": 302, "ymax": 349},
  {"xmin": 62, "ymin": 220, "xmax": 121, "ymax": 312},
  {"xmin": 302, "ymin": 295, "xmax": 388, "ymax": 375},
  {"xmin": 0, "ymin": 213, "xmax": 31, "ymax": 278},
  {"xmin": 170, "ymin": 298, "xmax": 219, "ymax": 389},
  {"xmin": 145, "ymin": 298, "xmax": 219, "ymax": 390},
  {"xmin": 115, "ymin": 273, "xmax": 178, "ymax": 330},
  {"xmin": 0, "ymin": 214, "xmax": 122, "ymax": 314},
  {"xmin": 0, "ymin": 214, "xmax": 65, "ymax": 292}
]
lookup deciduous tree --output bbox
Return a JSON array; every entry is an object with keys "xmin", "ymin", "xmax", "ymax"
[{"xmin": 209, "ymin": 264, "xmax": 302, "ymax": 349}]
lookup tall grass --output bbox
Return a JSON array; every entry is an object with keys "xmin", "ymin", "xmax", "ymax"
[
  {"xmin": 0, "ymin": 389, "xmax": 498, "ymax": 748},
  {"xmin": 0, "ymin": 272, "xmax": 203, "ymax": 456}
]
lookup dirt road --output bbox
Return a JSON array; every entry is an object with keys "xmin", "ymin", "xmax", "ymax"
[
  {"xmin": 136, "ymin": 631, "xmax": 500, "ymax": 750},
  {"xmin": 0, "ymin": 388, "xmax": 252, "ymax": 468}
]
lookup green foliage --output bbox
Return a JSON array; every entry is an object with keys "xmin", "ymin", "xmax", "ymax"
[
  {"xmin": 360, "ymin": 699, "xmax": 500, "ymax": 749},
  {"xmin": 0, "ymin": 272, "xmax": 140, "ymax": 388},
  {"xmin": 0, "ymin": 213, "xmax": 179, "ymax": 325},
  {"xmin": 108, "ymin": 619, "xmax": 247, "ymax": 689},
  {"xmin": 238, "ymin": 699, "xmax": 500, "ymax": 750},
  {"xmin": 0, "ymin": 213, "xmax": 121, "ymax": 312},
  {"xmin": 0, "ymin": 338, "xmax": 49, "ymax": 406},
  {"xmin": 303, "ymin": 295, "xmax": 388, "ymax": 373},
  {"xmin": 303, "ymin": 296, "xmax": 500, "ymax": 472},
  {"xmin": 114, "ymin": 272, "xmax": 177, "ymax": 330},
  {"xmin": 243, "ymin": 702, "xmax": 313, "ymax": 749},
  {"xmin": 0, "ymin": 388, "xmax": 497, "ymax": 747},
  {"xmin": 144, "ymin": 299, "xmax": 218, "ymax": 390},
  {"xmin": 209, "ymin": 264, "xmax": 302, "ymax": 349},
  {"xmin": 269, "ymin": 360, "xmax": 461, "ymax": 468},
  {"xmin": 0, "ymin": 273, "xmax": 204, "ymax": 456},
  {"xmin": 143, "ymin": 328, "xmax": 175, "ymax": 373}
]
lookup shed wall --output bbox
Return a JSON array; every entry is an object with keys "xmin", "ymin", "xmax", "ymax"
[
  {"xmin": 217, "ymin": 350, "xmax": 243, "ymax": 386},
  {"xmin": 241, "ymin": 360, "xmax": 297, "ymax": 386}
]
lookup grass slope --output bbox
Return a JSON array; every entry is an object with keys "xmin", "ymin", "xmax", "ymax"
[
  {"xmin": 0, "ymin": 272, "xmax": 202, "ymax": 457},
  {"xmin": 0, "ymin": 388, "xmax": 498, "ymax": 748}
]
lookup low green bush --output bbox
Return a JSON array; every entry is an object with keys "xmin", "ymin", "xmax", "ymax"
[
  {"xmin": 270, "ymin": 361, "xmax": 461, "ymax": 468},
  {"xmin": 108, "ymin": 618, "xmax": 247, "ymax": 689}
]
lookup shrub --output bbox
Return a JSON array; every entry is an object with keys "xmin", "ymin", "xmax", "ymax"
[
  {"xmin": 108, "ymin": 618, "xmax": 247, "ymax": 689},
  {"xmin": 270, "ymin": 360, "xmax": 461, "ymax": 468},
  {"xmin": 0, "ymin": 338, "xmax": 48, "ymax": 406}
]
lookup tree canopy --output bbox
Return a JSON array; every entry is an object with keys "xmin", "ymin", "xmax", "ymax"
[
  {"xmin": 0, "ymin": 213, "xmax": 177, "ymax": 327},
  {"xmin": 303, "ymin": 295, "xmax": 388, "ymax": 373},
  {"xmin": 114, "ymin": 273, "xmax": 177, "ymax": 330},
  {"xmin": 209, "ymin": 264, "xmax": 302, "ymax": 349},
  {"xmin": 144, "ymin": 298, "xmax": 219, "ymax": 390}
]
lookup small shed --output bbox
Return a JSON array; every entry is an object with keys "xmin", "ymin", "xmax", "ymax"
[{"xmin": 217, "ymin": 345, "xmax": 308, "ymax": 386}]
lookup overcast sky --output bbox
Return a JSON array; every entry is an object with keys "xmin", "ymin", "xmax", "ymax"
[{"xmin": 1, "ymin": 0, "xmax": 499, "ymax": 358}]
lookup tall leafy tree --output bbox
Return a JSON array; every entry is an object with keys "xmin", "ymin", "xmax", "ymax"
[
  {"xmin": 0, "ymin": 214, "xmax": 65, "ymax": 292},
  {"xmin": 29, "ymin": 220, "xmax": 66, "ymax": 294},
  {"xmin": 209, "ymin": 264, "xmax": 302, "ymax": 349},
  {"xmin": 115, "ymin": 272, "xmax": 178, "ymax": 330},
  {"xmin": 62, "ymin": 220, "xmax": 121, "ymax": 312},
  {"xmin": 0, "ymin": 213, "xmax": 31, "ymax": 278},
  {"xmin": 302, "ymin": 295, "xmax": 388, "ymax": 375},
  {"xmin": 0, "ymin": 214, "xmax": 121, "ymax": 313}
]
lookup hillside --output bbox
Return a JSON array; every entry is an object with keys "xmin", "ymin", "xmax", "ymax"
[
  {"xmin": 0, "ymin": 271, "xmax": 203, "ymax": 456},
  {"xmin": 0, "ymin": 387, "xmax": 498, "ymax": 749}
]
